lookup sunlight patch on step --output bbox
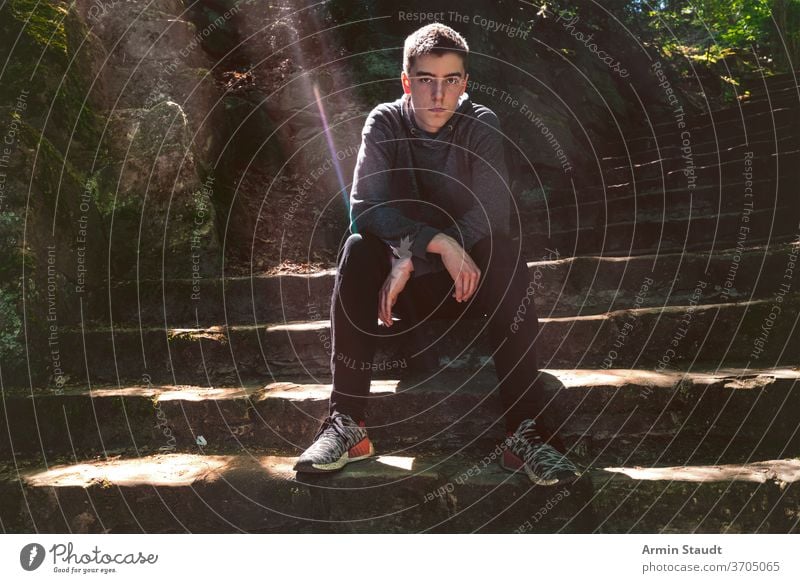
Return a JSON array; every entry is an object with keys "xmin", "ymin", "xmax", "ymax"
[
  {"xmin": 155, "ymin": 387, "xmax": 250, "ymax": 401},
  {"xmin": 260, "ymin": 382, "xmax": 332, "ymax": 400},
  {"xmin": 260, "ymin": 380, "xmax": 399, "ymax": 400},
  {"xmin": 548, "ymin": 368, "xmax": 800, "ymax": 390},
  {"xmin": 370, "ymin": 380, "xmax": 400, "ymax": 394},
  {"xmin": 167, "ymin": 327, "xmax": 227, "ymax": 342},
  {"xmin": 266, "ymin": 320, "xmax": 330, "ymax": 332},
  {"xmin": 24, "ymin": 455, "xmax": 234, "ymax": 488},
  {"xmin": 255, "ymin": 457, "xmax": 296, "ymax": 476},
  {"xmin": 552, "ymin": 369, "xmax": 679, "ymax": 388},
  {"xmin": 92, "ymin": 386, "xmax": 253, "ymax": 401},
  {"xmin": 604, "ymin": 459, "xmax": 800, "ymax": 483},
  {"xmin": 376, "ymin": 456, "xmax": 415, "ymax": 471}
]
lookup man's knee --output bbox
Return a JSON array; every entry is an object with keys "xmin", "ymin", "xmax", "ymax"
[
  {"xmin": 338, "ymin": 232, "xmax": 389, "ymax": 271},
  {"xmin": 472, "ymin": 233, "xmax": 525, "ymax": 273}
]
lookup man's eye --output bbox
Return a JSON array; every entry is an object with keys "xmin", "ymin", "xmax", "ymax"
[
  {"xmin": 447, "ymin": 78, "xmax": 460, "ymax": 85},
  {"xmin": 419, "ymin": 78, "xmax": 432, "ymax": 83}
]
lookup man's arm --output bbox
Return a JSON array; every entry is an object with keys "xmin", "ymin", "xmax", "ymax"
[
  {"xmin": 349, "ymin": 107, "xmax": 441, "ymax": 262},
  {"xmin": 440, "ymin": 110, "xmax": 511, "ymax": 250}
]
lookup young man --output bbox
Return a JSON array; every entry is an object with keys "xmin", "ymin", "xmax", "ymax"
[{"xmin": 293, "ymin": 23, "xmax": 580, "ymax": 486}]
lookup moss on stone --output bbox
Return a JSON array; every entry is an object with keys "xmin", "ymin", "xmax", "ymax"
[
  {"xmin": 9, "ymin": 0, "xmax": 69, "ymax": 54},
  {"xmin": 0, "ymin": 3, "xmax": 109, "ymax": 382}
]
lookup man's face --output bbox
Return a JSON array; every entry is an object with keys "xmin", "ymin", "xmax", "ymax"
[{"xmin": 401, "ymin": 52, "xmax": 468, "ymax": 134}]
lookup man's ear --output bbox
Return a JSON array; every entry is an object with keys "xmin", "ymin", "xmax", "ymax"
[{"xmin": 401, "ymin": 70, "xmax": 411, "ymax": 95}]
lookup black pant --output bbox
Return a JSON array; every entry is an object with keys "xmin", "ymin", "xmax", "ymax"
[{"xmin": 328, "ymin": 231, "xmax": 543, "ymax": 432}]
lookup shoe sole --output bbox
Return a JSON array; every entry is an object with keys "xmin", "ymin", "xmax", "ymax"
[
  {"xmin": 500, "ymin": 453, "xmax": 581, "ymax": 487},
  {"xmin": 294, "ymin": 438, "xmax": 375, "ymax": 474}
]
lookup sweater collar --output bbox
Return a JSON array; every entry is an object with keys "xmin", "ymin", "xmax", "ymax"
[{"xmin": 401, "ymin": 92, "xmax": 471, "ymax": 140}]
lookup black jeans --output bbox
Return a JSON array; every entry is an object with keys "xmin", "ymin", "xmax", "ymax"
[{"xmin": 328, "ymin": 231, "xmax": 543, "ymax": 432}]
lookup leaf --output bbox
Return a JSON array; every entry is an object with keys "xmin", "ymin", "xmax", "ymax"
[{"xmin": 390, "ymin": 234, "xmax": 413, "ymax": 260}]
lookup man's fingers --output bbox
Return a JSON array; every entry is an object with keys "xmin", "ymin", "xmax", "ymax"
[
  {"xmin": 383, "ymin": 289, "xmax": 397, "ymax": 327},
  {"xmin": 459, "ymin": 268, "xmax": 478, "ymax": 301},
  {"xmin": 454, "ymin": 275, "xmax": 465, "ymax": 302},
  {"xmin": 379, "ymin": 289, "xmax": 389, "ymax": 326},
  {"xmin": 465, "ymin": 272, "xmax": 477, "ymax": 301},
  {"xmin": 464, "ymin": 275, "xmax": 475, "ymax": 301},
  {"xmin": 384, "ymin": 292, "xmax": 393, "ymax": 326}
]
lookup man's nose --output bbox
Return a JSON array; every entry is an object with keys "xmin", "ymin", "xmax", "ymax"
[{"xmin": 431, "ymin": 79, "xmax": 445, "ymax": 100}]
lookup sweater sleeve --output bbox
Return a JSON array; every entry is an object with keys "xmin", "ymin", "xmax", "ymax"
[
  {"xmin": 349, "ymin": 108, "xmax": 441, "ymax": 261},
  {"xmin": 440, "ymin": 110, "xmax": 510, "ymax": 250}
]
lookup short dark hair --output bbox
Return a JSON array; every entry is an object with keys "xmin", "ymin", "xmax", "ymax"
[{"xmin": 403, "ymin": 23, "xmax": 469, "ymax": 74}]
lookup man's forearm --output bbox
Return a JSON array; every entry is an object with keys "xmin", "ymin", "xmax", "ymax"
[
  {"xmin": 391, "ymin": 255, "xmax": 414, "ymax": 274},
  {"xmin": 426, "ymin": 232, "xmax": 461, "ymax": 255}
]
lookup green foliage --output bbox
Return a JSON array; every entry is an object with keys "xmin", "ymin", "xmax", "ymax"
[
  {"xmin": 9, "ymin": 0, "xmax": 69, "ymax": 54},
  {"xmin": 688, "ymin": 1, "xmax": 772, "ymax": 46},
  {"xmin": 355, "ymin": 51, "xmax": 401, "ymax": 104},
  {"xmin": 645, "ymin": 0, "xmax": 800, "ymax": 73}
]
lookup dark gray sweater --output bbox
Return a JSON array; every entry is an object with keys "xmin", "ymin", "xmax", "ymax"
[{"xmin": 349, "ymin": 92, "xmax": 511, "ymax": 277}]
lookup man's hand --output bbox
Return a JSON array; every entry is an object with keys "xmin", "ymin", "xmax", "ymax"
[
  {"xmin": 379, "ymin": 256, "xmax": 413, "ymax": 327},
  {"xmin": 427, "ymin": 233, "xmax": 481, "ymax": 302}
]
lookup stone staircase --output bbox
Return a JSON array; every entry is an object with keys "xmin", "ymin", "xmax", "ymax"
[{"xmin": 2, "ymin": 73, "xmax": 799, "ymax": 534}]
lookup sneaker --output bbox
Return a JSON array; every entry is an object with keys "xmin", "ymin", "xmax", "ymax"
[
  {"xmin": 293, "ymin": 413, "xmax": 374, "ymax": 473},
  {"xmin": 501, "ymin": 419, "xmax": 581, "ymax": 486}
]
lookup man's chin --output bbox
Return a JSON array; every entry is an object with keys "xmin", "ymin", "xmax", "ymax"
[{"xmin": 419, "ymin": 114, "xmax": 452, "ymax": 133}]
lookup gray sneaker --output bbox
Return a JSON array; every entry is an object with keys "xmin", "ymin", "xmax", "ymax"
[
  {"xmin": 293, "ymin": 413, "xmax": 374, "ymax": 473},
  {"xmin": 501, "ymin": 419, "xmax": 581, "ymax": 486}
]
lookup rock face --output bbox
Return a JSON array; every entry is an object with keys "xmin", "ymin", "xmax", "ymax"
[
  {"xmin": 81, "ymin": 0, "xmax": 223, "ymax": 281},
  {"xmin": 1, "ymin": 0, "xmax": 225, "ymax": 383},
  {"xmin": 100, "ymin": 101, "xmax": 218, "ymax": 280}
]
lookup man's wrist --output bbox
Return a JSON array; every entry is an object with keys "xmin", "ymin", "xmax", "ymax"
[{"xmin": 392, "ymin": 256, "xmax": 414, "ymax": 273}]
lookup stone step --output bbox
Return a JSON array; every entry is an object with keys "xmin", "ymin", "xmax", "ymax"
[
  {"xmin": 1, "ymin": 450, "xmax": 797, "ymax": 533},
  {"xmin": 592, "ymin": 149, "xmax": 798, "ymax": 199},
  {"xmin": 82, "ymin": 269, "xmax": 337, "ymax": 327},
  {"xmin": 602, "ymin": 145, "xmax": 799, "ymax": 187},
  {"xmin": 524, "ymin": 178, "xmax": 800, "ymax": 232},
  {"xmin": 629, "ymin": 86, "xmax": 800, "ymax": 139},
  {"xmin": 530, "ymin": 167, "xmax": 796, "ymax": 210},
  {"xmin": 741, "ymin": 72, "xmax": 800, "ymax": 94},
  {"xmin": 618, "ymin": 124, "xmax": 800, "ymax": 163},
  {"xmin": 77, "ymin": 241, "xmax": 798, "ymax": 327},
  {"xmin": 602, "ymin": 132, "xmax": 799, "ymax": 168},
  {"xmin": 3, "ymin": 369, "xmax": 798, "ymax": 467},
  {"xmin": 624, "ymin": 106, "xmax": 798, "ymax": 147},
  {"xmin": 527, "ymin": 204, "xmax": 799, "ymax": 256},
  {"xmin": 528, "ymin": 177, "xmax": 794, "ymax": 231},
  {"xmin": 52, "ymin": 294, "xmax": 800, "ymax": 385},
  {"xmin": 610, "ymin": 79, "xmax": 799, "ymax": 152},
  {"xmin": 694, "ymin": 87, "xmax": 800, "ymax": 123}
]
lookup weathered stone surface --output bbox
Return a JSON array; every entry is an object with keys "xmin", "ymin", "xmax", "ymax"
[
  {"xmin": 70, "ymin": 240, "xmax": 797, "ymax": 328},
  {"xmin": 2, "ymin": 369, "xmax": 798, "ymax": 466},
  {"xmin": 525, "ymin": 204, "xmax": 799, "ymax": 256},
  {"xmin": 1, "ymin": 452, "xmax": 797, "ymax": 533},
  {"xmin": 49, "ymin": 292, "xmax": 800, "ymax": 386},
  {"xmin": 98, "ymin": 101, "xmax": 220, "ymax": 280}
]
